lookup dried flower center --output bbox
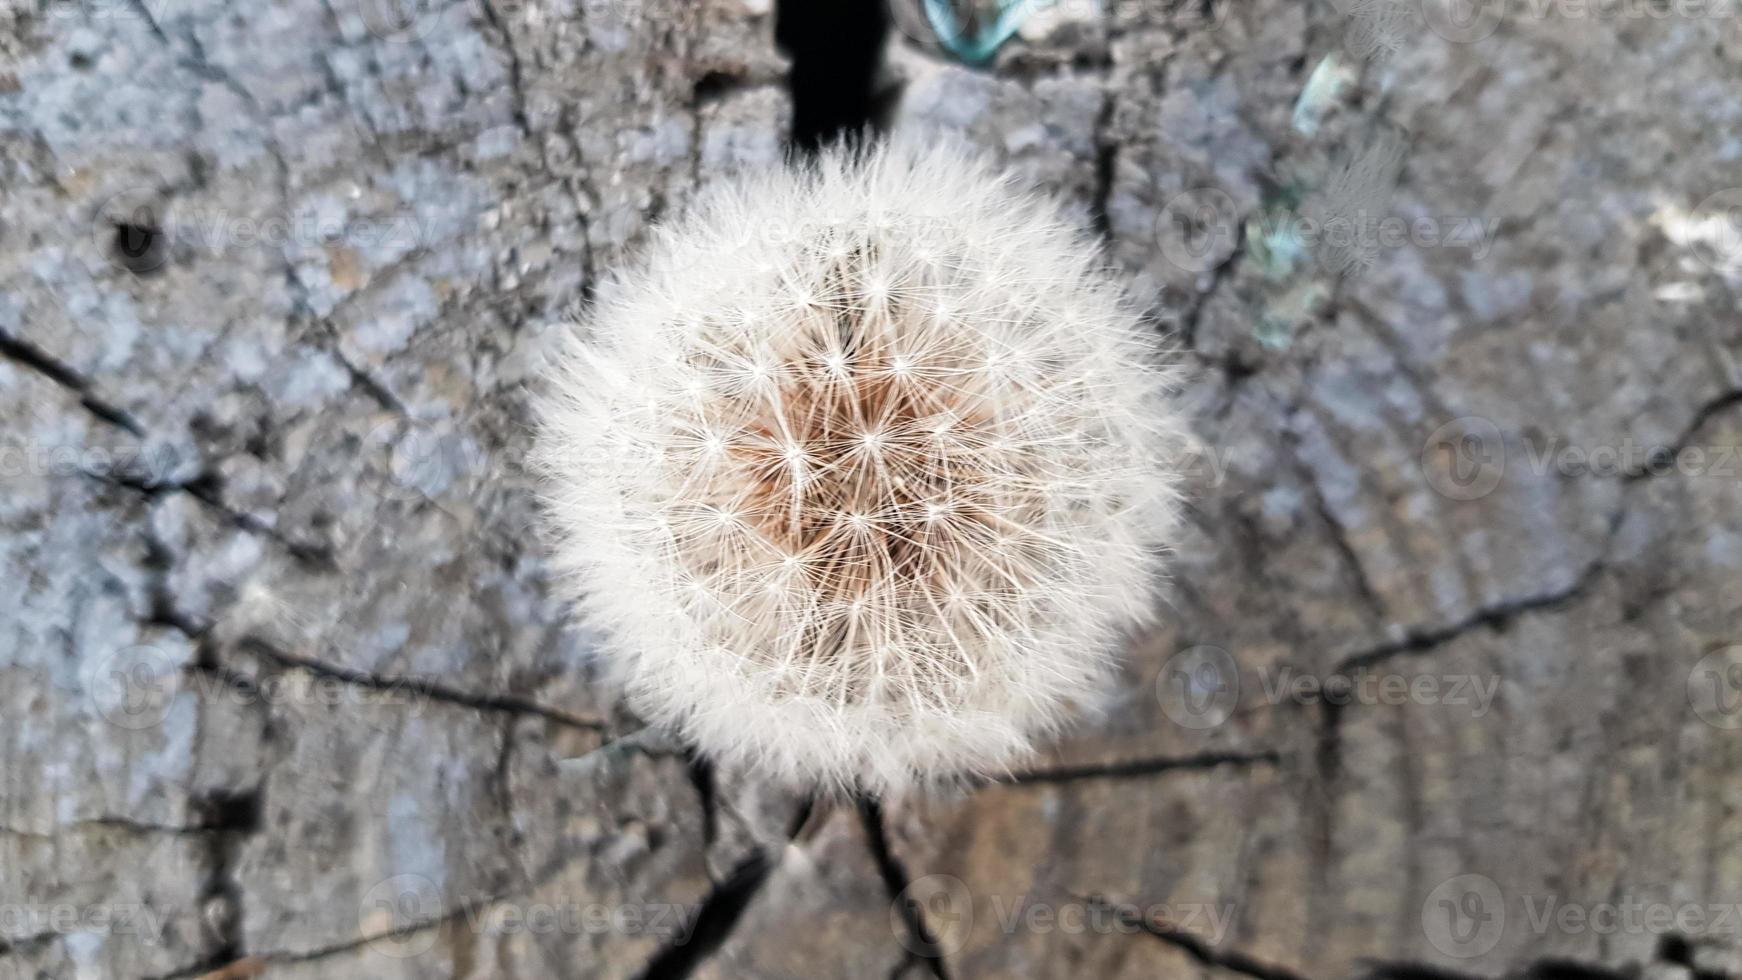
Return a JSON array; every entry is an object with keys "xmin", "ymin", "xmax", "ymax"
[{"xmin": 661, "ymin": 237, "xmax": 1070, "ymax": 703}]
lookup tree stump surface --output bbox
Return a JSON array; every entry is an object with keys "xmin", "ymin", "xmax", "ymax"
[{"xmin": 3, "ymin": 0, "xmax": 1740, "ymax": 977}]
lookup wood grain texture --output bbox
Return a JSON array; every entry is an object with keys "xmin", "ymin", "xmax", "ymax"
[{"xmin": 3, "ymin": 0, "xmax": 1739, "ymax": 977}]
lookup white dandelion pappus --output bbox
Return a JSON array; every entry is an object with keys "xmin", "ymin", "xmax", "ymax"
[{"xmin": 536, "ymin": 139, "xmax": 1189, "ymax": 794}]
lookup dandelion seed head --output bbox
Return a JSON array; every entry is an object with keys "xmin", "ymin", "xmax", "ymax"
[{"xmin": 536, "ymin": 138, "xmax": 1190, "ymax": 794}]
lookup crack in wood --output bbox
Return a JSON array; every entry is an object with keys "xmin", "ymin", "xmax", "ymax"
[
  {"xmin": 1282, "ymin": 422, "xmax": 1390, "ymax": 623},
  {"xmin": 629, "ymin": 796, "xmax": 816, "ymax": 980},
  {"xmin": 0, "ymin": 327, "xmax": 147, "ymax": 437},
  {"xmin": 1004, "ymin": 750, "xmax": 1281, "ymax": 785},
  {"xmin": 0, "ymin": 818, "xmax": 225, "ymax": 840},
  {"xmin": 477, "ymin": 0, "xmax": 534, "ymax": 140},
  {"xmin": 231, "ymin": 636, "xmax": 610, "ymax": 732},
  {"xmin": 1090, "ymin": 88, "xmax": 1118, "ymax": 243},
  {"xmin": 1623, "ymin": 387, "xmax": 1742, "ymax": 482},
  {"xmin": 83, "ymin": 460, "xmax": 337, "ymax": 572},
  {"xmin": 1093, "ymin": 894, "xmax": 1310, "ymax": 980},
  {"xmin": 858, "ymin": 799, "xmax": 952, "ymax": 980},
  {"xmin": 1331, "ymin": 533, "xmax": 1609, "ymax": 677}
]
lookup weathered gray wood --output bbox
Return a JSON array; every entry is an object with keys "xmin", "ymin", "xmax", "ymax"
[
  {"xmin": 3, "ymin": 0, "xmax": 1740, "ymax": 978},
  {"xmin": 877, "ymin": 3, "xmax": 1742, "ymax": 979}
]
